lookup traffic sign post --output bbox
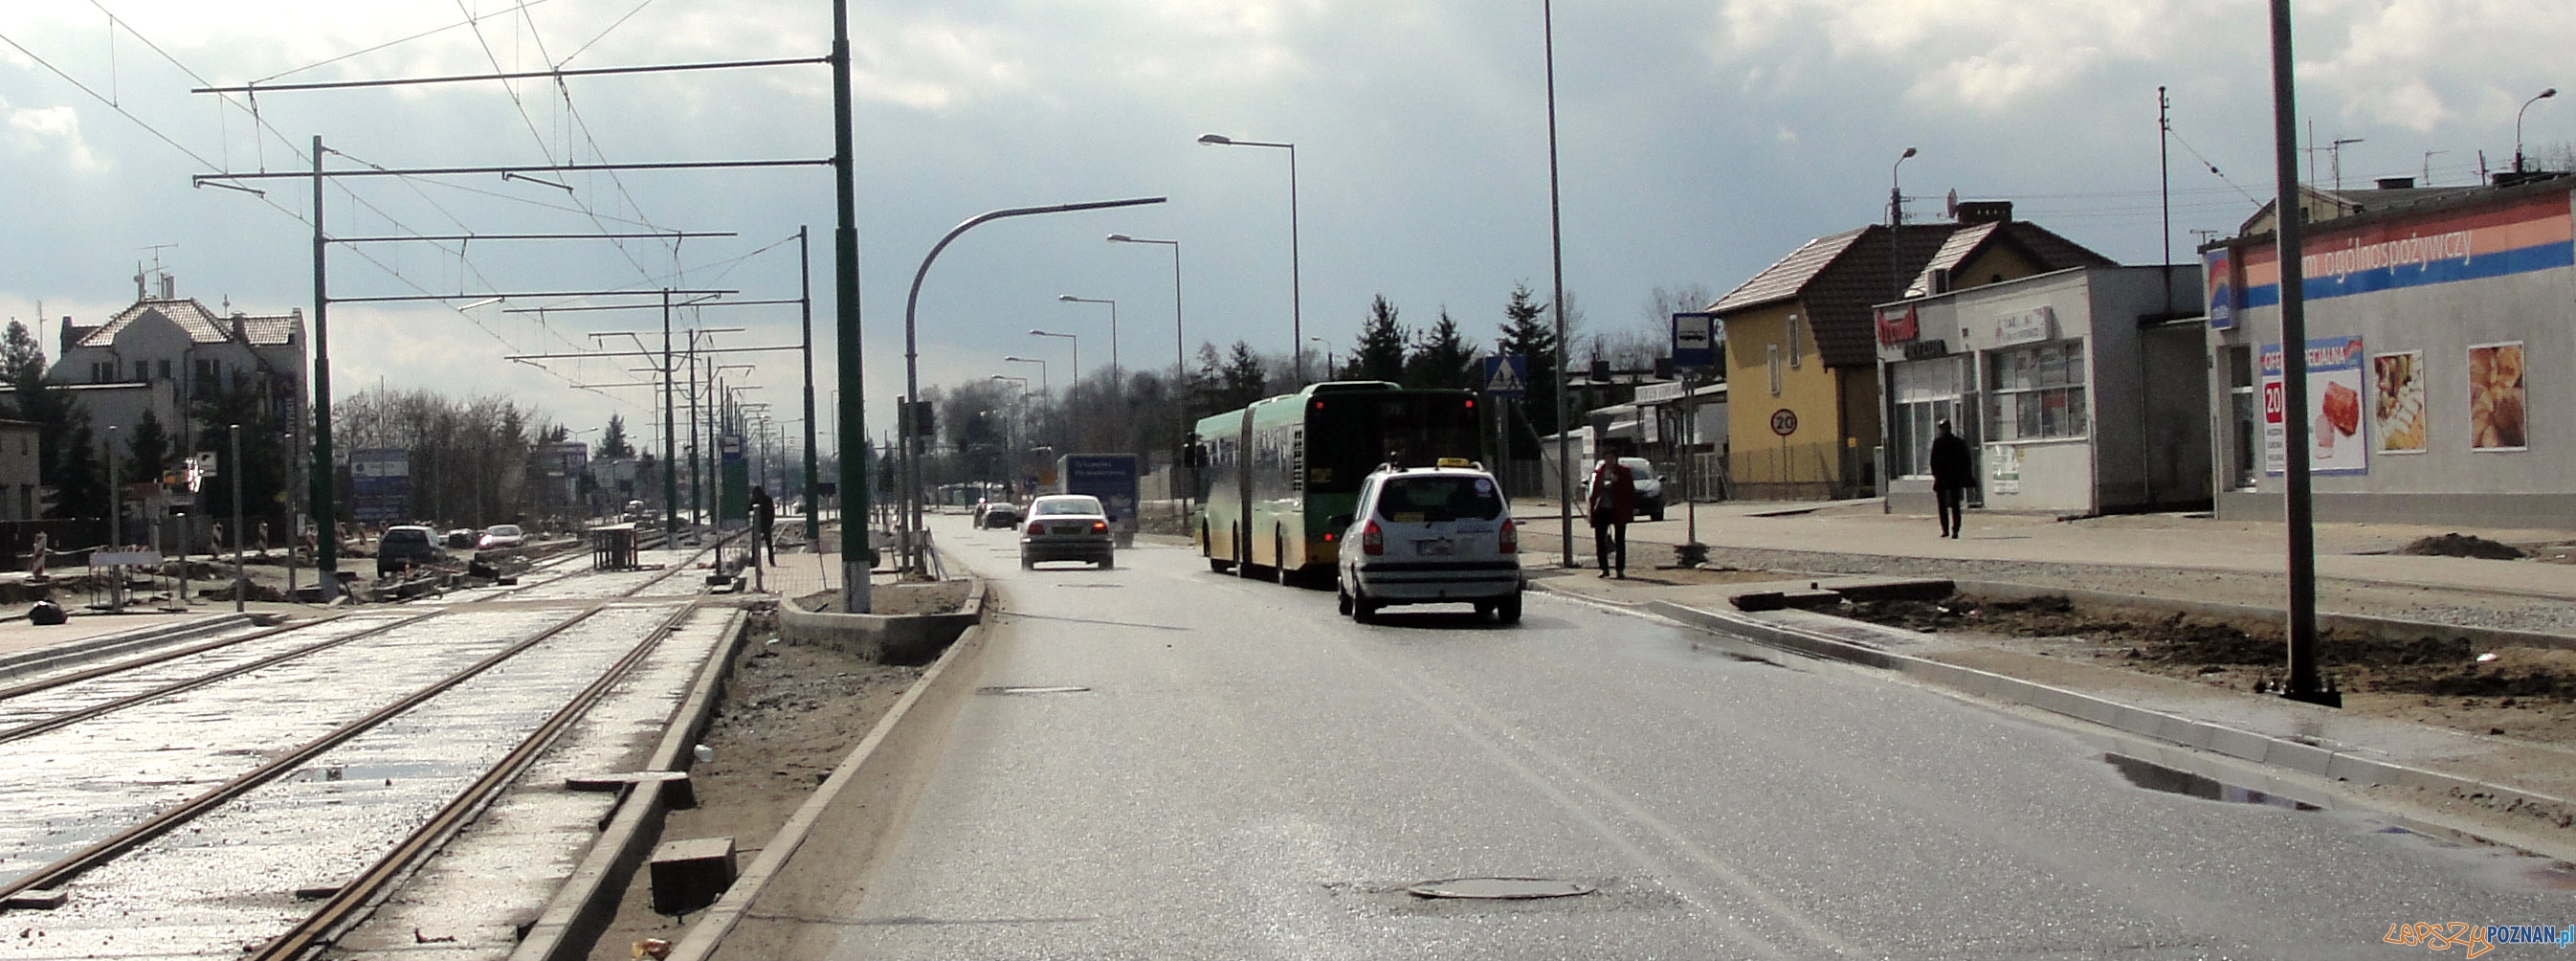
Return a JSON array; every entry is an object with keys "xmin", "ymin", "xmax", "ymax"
[
  {"xmin": 1478, "ymin": 355, "xmax": 1527, "ymax": 486},
  {"xmin": 1671, "ymin": 312, "xmax": 1716, "ymax": 369}
]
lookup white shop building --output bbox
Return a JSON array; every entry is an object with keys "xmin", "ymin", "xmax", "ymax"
[{"xmin": 1876, "ymin": 264, "xmax": 2209, "ymax": 516}]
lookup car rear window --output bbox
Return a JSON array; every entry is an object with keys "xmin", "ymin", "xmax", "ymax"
[
  {"xmin": 488, "ymin": 525, "xmax": 522, "ymax": 536},
  {"xmin": 385, "ymin": 529, "xmax": 431, "ymax": 545},
  {"xmin": 1374, "ymin": 475, "xmax": 1502, "ymax": 522},
  {"xmin": 1035, "ymin": 497, "xmax": 1101, "ymax": 516}
]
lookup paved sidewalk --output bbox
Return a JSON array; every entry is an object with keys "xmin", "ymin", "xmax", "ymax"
[{"xmin": 1511, "ymin": 497, "xmax": 2576, "ymax": 859}]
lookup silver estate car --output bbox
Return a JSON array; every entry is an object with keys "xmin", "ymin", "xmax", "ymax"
[
  {"xmin": 1334, "ymin": 462, "xmax": 1523, "ymax": 623},
  {"xmin": 1020, "ymin": 494, "xmax": 1115, "ymax": 570}
]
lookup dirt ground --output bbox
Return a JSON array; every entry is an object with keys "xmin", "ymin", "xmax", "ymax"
[
  {"xmin": 589, "ymin": 629, "xmax": 922, "ymax": 960},
  {"xmin": 1840, "ymin": 593, "xmax": 2576, "ymax": 747}
]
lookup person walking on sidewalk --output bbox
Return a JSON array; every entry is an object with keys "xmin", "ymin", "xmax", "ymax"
[
  {"xmin": 749, "ymin": 486, "xmax": 777, "ymax": 566},
  {"xmin": 1587, "ymin": 457, "xmax": 1636, "ymax": 577},
  {"xmin": 1929, "ymin": 419, "xmax": 1975, "ymax": 539}
]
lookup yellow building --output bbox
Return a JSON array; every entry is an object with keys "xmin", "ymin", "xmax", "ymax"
[{"xmin": 1710, "ymin": 204, "xmax": 2113, "ymax": 499}]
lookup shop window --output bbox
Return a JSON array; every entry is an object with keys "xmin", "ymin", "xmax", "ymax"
[
  {"xmin": 2226, "ymin": 346, "xmax": 2257, "ymax": 488},
  {"xmin": 1987, "ymin": 339, "xmax": 2088, "ymax": 442},
  {"xmin": 1766, "ymin": 345, "xmax": 1782, "ymax": 395},
  {"xmin": 1891, "ymin": 357, "xmax": 1966, "ymax": 478}
]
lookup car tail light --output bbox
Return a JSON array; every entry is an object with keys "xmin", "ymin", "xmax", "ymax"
[
  {"xmin": 1091, "ymin": 521, "xmax": 1107, "ymax": 532},
  {"xmin": 1361, "ymin": 519, "xmax": 1383, "ymax": 555},
  {"xmin": 1026, "ymin": 521, "xmax": 1043, "ymax": 535},
  {"xmin": 1499, "ymin": 519, "xmax": 1518, "ymax": 553}
]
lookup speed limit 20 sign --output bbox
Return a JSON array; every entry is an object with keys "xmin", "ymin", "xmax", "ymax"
[{"xmin": 1769, "ymin": 408, "xmax": 1799, "ymax": 437}]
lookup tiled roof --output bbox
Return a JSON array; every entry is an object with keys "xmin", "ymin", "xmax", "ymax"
[
  {"xmin": 1905, "ymin": 221, "xmax": 2117, "ymax": 297},
  {"xmin": 1709, "ymin": 228, "xmax": 1869, "ymax": 315},
  {"xmin": 1714, "ymin": 220, "xmax": 2117, "ymax": 369},
  {"xmin": 78, "ymin": 298, "xmax": 299, "ymax": 348}
]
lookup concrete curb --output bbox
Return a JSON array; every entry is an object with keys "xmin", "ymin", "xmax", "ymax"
[
  {"xmin": 511, "ymin": 606, "xmax": 753, "ymax": 961},
  {"xmin": 0, "ymin": 613, "xmax": 255, "ymax": 682},
  {"xmin": 1619, "ymin": 594, "xmax": 2576, "ymax": 832},
  {"xmin": 1949, "ymin": 578, "xmax": 2576, "ymax": 654},
  {"xmin": 775, "ymin": 578, "xmax": 984, "ymax": 665},
  {"xmin": 670, "ymin": 580, "xmax": 991, "ymax": 961}
]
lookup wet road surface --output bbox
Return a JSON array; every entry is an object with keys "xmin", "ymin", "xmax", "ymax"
[{"xmin": 811, "ymin": 517, "xmax": 2573, "ymax": 960}]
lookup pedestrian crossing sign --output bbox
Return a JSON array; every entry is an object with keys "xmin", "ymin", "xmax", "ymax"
[{"xmin": 1479, "ymin": 355, "xmax": 1528, "ymax": 398}]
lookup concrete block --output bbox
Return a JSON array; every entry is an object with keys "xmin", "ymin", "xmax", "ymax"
[
  {"xmin": 1730, "ymin": 592, "xmax": 1786, "ymax": 612},
  {"xmin": 2264, "ymin": 739, "xmax": 2335, "ymax": 777},
  {"xmin": 650, "ymin": 836, "xmax": 737, "ymax": 916},
  {"xmin": 2157, "ymin": 718, "xmax": 2220, "ymax": 750},
  {"xmin": 1832, "ymin": 578, "xmax": 1955, "ymax": 602},
  {"xmin": 2207, "ymin": 726, "xmax": 2274, "ymax": 763},
  {"xmin": 2324, "ymin": 751, "xmax": 2402, "ymax": 786}
]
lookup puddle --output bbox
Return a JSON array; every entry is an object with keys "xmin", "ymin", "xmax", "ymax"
[
  {"xmin": 2105, "ymin": 754, "xmax": 2321, "ymax": 811},
  {"xmin": 1408, "ymin": 878, "xmax": 1595, "ymax": 900},
  {"xmin": 974, "ymin": 685, "xmax": 1091, "ymax": 696}
]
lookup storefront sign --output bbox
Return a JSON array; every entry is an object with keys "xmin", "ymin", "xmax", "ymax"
[
  {"xmin": 1901, "ymin": 339, "xmax": 1950, "ymax": 360},
  {"xmin": 2204, "ymin": 248, "xmax": 2236, "ymax": 329},
  {"xmin": 2237, "ymin": 193, "xmax": 2574, "ymax": 306},
  {"xmin": 1994, "ymin": 306, "xmax": 2055, "ymax": 346},
  {"xmin": 1875, "ymin": 305, "xmax": 1920, "ymax": 346},
  {"xmin": 1634, "ymin": 382, "xmax": 1687, "ymax": 405}
]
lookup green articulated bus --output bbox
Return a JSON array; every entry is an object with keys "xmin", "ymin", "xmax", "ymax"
[{"xmin": 1191, "ymin": 381, "xmax": 1485, "ymax": 581}]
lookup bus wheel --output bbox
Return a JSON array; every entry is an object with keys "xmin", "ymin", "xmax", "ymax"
[{"xmin": 1210, "ymin": 557, "xmax": 1234, "ymax": 573}]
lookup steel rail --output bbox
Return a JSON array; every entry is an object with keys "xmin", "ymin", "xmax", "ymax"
[
  {"xmin": 0, "ymin": 613, "xmax": 437, "ymax": 746},
  {"xmin": 0, "ymin": 615, "xmax": 348, "ymax": 704},
  {"xmin": 255, "ymin": 603, "xmax": 699, "ymax": 960},
  {"xmin": 0, "ymin": 603, "xmax": 619, "ymax": 905}
]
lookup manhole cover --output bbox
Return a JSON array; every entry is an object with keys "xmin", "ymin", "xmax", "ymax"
[
  {"xmin": 1406, "ymin": 878, "xmax": 1594, "ymax": 900},
  {"xmin": 974, "ymin": 685, "xmax": 1091, "ymax": 696}
]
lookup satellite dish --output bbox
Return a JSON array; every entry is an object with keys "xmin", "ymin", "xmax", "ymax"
[{"xmin": 1945, "ymin": 189, "xmax": 1960, "ymax": 219}]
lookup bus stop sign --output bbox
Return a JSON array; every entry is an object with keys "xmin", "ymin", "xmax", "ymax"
[{"xmin": 1672, "ymin": 312, "xmax": 1717, "ymax": 369}]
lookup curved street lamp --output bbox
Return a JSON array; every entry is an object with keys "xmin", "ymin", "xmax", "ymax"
[
  {"xmin": 1106, "ymin": 234, "xmax": 1184, "ymax": 381},
  {"xmin": 1056, "ymin": 295, "xmax": 1119, "ymax": 391},
  {"xmin": 2517, "ymin": 87, "xmax": 2558, "ymax": 174},
  {"xmin": 1198, "ymin": 132, "xmax": 1303, "ymax": 384}
]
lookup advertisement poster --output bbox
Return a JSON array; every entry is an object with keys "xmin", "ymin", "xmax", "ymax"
[
  {"xmin": 2258, "ymin": 345, "xmax": 2285, "ymax": 476},
  {"xmin": 2306, "ymin": 336, "xmax": 2367, "ymax": 476},
  {"xmin": 2470, "ymin": 342, "xmax": 2529, "ymax": 450},
  {"xmin": 2371, "ymin": 351, "xmax": 2427, "ymax": 454}
]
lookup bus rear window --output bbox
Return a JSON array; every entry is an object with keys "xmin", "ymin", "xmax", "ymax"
[{"xmin": 1374, "ymin": 476, "xmax": 1502, "ymax": 522}]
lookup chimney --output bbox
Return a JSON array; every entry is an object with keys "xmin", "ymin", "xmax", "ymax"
[
  {"xmin": 160, "ymin": 274, "xmax": 176, "ymax": 300},
  {"xmin": 1954, "ymin": 200, "xmax": 2014, "ymax": 225},
  {"xmin": 232, "ymin": 314, "xmax": 247, "ymax": 343},
  {"xmin": 2376, "ymin": 176, "xmax": 2415, "ymax": 190},
  {"xmin": 58, "ymin": 316, "xmax": 74, "ymax": 355}
]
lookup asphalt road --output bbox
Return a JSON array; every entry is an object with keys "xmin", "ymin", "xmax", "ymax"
[{"xmin": 813, "ymin": 516, "xmax": 2570, "ymax": 960}]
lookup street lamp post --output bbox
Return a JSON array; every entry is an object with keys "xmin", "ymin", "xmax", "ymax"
[
  {"xmin": 899, "ymin": 197, "xmax": 1168, "ymax": 572},
  {"xmin": 1056, "ymin": 295, "xmax": 1119, "ymax": 391},
  {"xmin": 1003, "ymin": 355, "xmax": 1049, "ymax": 394},
  {"xmin": 1307, "ymin": 335, "xmax": 1335, "ymax": 379},
  {"xmin": 2517, "ymin": 88, "xmax": 2558, "ymax": 174},
  {"xmin": 1105, "ymin": 235, "xmax": 1184, "ymax": 382},
  {"xmin": 1890, "ymin": 145, "xmax": 1919, "ymax": 226},
  {"xmin": 1029, "ymin": 330, "xmax": 1078, "ymax": 387},
  {"xmin": 1196, "ymin": 133, "xmax": 1303, "ymax": 384}
]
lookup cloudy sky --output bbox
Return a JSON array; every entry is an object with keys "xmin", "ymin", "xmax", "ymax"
[{"xmin": 2, "ymin": 1, "xmax": 2568, "ymax": 454}]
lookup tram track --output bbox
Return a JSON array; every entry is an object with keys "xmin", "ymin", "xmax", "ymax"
[{"xmin": 0, "ymin": 530, "xmax": 743, "ymax": 957}]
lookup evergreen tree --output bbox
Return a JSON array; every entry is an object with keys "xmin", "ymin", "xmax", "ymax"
[
  {"xmin": 599, "ymin": 413, "xmax": 635, "ymax": 458},
  {"xmin": 190, "ymin": 382, "xmax": 288, "ymax": 536},
  {"xmin": 1, "ymin": 321, "xmax": 44, "ymax": 394},
  {"xmin": 1350, "ymin": 295, "xmax": 1409, "ymax": 384},
  {"xmin": 51, "ymin": 410, "xmax": 103, "ymax": 524},
  {"xmin": 1220, "ymin": 341, "xmax": 1268, "ymax": 412},
  {"xmin": 1406, "ymin": 309, "xmax": 1478, "ymax": 391},
  {"xmin": 1496, "ymin": 283, "xmax": 1562, "ymax": 449},
  {"xmin": 122, "ymin": 409, "xmax": 177, "ymax": 485}
]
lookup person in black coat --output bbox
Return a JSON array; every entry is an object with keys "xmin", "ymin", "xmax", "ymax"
[
  {"xmin": 748, "ymin": 486, "xmax": 776, "ymax": 565},
  {"xmin": 1928, "ymin": 420, "xmax": 1975, "ymax": 539}
]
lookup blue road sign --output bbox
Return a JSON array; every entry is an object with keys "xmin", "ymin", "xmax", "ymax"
[
  {"xmin": 1478, "ymin": 355, "xmax": 1528, "ymax": 398},
  {"xmin": 1672, "ymin": 312, "xmax": 1717, "ymax": 369}
]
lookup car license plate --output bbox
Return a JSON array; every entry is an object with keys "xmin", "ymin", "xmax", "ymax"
[
  {"xmin": 1416, "ymin": 539, "xmax": 1454, "ymax": 555},
  {"xmin": 1052, "ymin": 524, "xmax": 1080, "ymax": 535}
]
